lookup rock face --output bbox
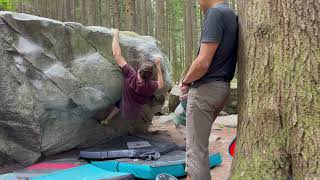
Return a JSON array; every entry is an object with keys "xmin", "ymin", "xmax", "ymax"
[
  {"xmin": 0, "ymin": 12, "xmax": 171, "ymax": 165},
  {"xmin": 168, "ymin": 85, "xmax": 181, "ymax": 113},
  {"xmin": 223, "ymin": 83, "xmax": 237, "ymax": 115}
]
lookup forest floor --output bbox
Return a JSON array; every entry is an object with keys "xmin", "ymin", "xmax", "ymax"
[
  {"xmin": 150, "ymin": 115, "xmax": 237, "ymax": 180},
  {"xmin": 0, "ymin": 115, "xmax": 237, "ymax": 180}
]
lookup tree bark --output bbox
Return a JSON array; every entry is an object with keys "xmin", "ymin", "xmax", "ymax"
[
  {"xmin": 80, "ymin": 0, "xmax": 87, "ymax": 25},
  {"xmin": 231, "ymin": 0, "xmax": 320, "ymax": 179},
  {"xmin": 113, "ymin": 0, "xmax": 121, "ymax": 29},
  {"xmin": 57, "ymin": 0, "xmax": 65, "ymax": 21},
  {"xmin": 155, "ymin": 0, "xmax": 165, "ymax": 48},
  {"xmin": 148, "ymin": 0, "xmax": 154, "ymax": 36},
  {"xmin": 135, "ymin": 0, "xmax": 142, "ymax": 34},
  {"xmin": 191, "ymin": 0, "xmax": 198, "ymax": 59},
  {"xmin": 141, "ymin": 0, "xmax": 148, "ymax": 35},
  {"xmin": 87, "ymin": 0, "xmax": 96, "ymax": 25},
  {"xmin": 125, "ymin": 0, "xmax": 135, "ymax": 31},
  {"xmin": 182, "ymin": 0, "xmax": 193, "ymax": 77},
  {"xmin": 64, "ymin": 0, "xmax": 72, "ymax": 21},
  {"xmin": 102, "ymin": 0, "xmax": 111, "ymax": 27}
]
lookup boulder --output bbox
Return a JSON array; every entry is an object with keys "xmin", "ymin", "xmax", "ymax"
[
  {"xmin": 214, "ymin": 115, "xmax": 238, "ymax": 128},
  {"xmin": 168, "ymin": 85, "xmax": 181, "ymax": 113},
  {"xmin": 223, "ymin": 82, "xmax": 238, "ymax": 114},
  {"xmin": 0, "ymin": 12, "xmax": 171, "ymax": 166}
]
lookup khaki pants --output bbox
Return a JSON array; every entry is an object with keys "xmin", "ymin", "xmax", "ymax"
[{"xmin": 186, "ymin": 81, "xmax": 230, "ymax": 180}]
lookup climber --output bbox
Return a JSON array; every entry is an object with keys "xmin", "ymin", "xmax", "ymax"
[{"xmin": 100, "ymin": 29, "xmax": 164, "ymax": 125}]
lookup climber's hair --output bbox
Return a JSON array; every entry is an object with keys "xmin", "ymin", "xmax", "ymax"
[{"xmin": 139, "ymin": 60, "xmax": 154, "ymax": 81}]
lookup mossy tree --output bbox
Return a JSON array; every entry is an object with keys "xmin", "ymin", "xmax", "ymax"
[{"xmin": 231, "ymin": 0, "xmax": 319, "ymax": 179}]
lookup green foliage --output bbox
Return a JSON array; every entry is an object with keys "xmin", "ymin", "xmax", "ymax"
[{"xmin": 0, "ymin": 0, "xmax": 16, "ymax": 11}]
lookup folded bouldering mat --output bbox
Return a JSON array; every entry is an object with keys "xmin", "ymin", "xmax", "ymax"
[
  {"xmin": 29, "ymin": 164, "xmax": 134, "ymax": 180},
  {"xmin": 0, "ymin": 173, "xmax": 18, "ymax": 180},
  {"xmin": 1, "ymin": 158, "xmax": 86, "ymax": 180},
  {"xmin": 80, "ymin": 136, "xmax": 184, "ymax": 160},
  {"xmin": 91, "ymin": 150, "xmax": 222, "ymax": 179}
]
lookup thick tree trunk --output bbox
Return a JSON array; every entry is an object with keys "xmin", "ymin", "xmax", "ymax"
[
  {"xmin": 64, "ymin": 0, "xmax": 72, "ymax": 21},
  {"xmin": 182, "ymin": 0, "xmax": 193, "ymax": 77},
  {"xmin": 113, "ymin": 0, "xmax": 121, "ymax": 29},
  {"xmin": 148, "ymin": 0, "xmax": 154, "ymax": 36},
  {"xmin": 125, "ymin": 0, "xmax": 135, "ymax": 31},
  {"xmin": 141, "ymin": 0, "xmax": 148, "ymax": 35},
  {"xmin": 135, "ymin": 0, "xmax": 141, "ymax": 34},
  {"xmin": 57, "ymin": 0, "xmax": 65, "ymax": 21},
  {"xmin": 80, "ymin": 0, "xmax": 87, "ymax": 25},
  {"xmin": 102, "ymin": 0, "xmax": 111, "ymax": 27},
  {"xmin": 155, "ymin": 0, "xmax": 165, "ymax": 48},
  {"xmin": 191, "ymin": 0, "xmax": 198, "ymax": 59},
  {"xmin": 87, "ymin": 0, "xmax": 96, "ymax": 25},
  {"xmin": 231, "ymin": 0, "xmax": 320, "ymax": 179}
]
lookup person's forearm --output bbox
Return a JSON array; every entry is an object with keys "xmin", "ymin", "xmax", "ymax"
[
  {"xmin": 183, "ymin": 56, "xmax": 210, "ymax": 84},
  {"xmin": 112, "ymin": 33, "xmax": 122, "ymax": 58},
  {"xmin": 157, "ymin": 65, "xmax": 164, "ymax": 89}
]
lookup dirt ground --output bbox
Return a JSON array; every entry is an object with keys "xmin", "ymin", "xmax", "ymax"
[
  {"xmin": 0, "ymin": 115, "xmax": 237, "ymax": 180},
  {"xmin": 150, "ymin": 116, "xmax": 237, "ymax": 180}
]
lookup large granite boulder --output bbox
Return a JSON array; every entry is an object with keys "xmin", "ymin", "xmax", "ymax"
[{"xmin": 0, "ymin": 12, "xmax": 171, "ymax": 166}]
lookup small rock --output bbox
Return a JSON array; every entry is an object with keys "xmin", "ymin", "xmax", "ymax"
[
  {"xmin": 158, "ymin": 115, "xmax": 174, "ymax": 124},
  {"xmin": 219, "ymin": 111, "xmax": 229, "ymax": 116},
  {"xmin": 214, "ymin": 115, "xmax": 238, "ymax": 128}
]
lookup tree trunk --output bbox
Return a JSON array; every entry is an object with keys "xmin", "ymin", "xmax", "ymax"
[
  {"xmin": 57, "ymin": 0, "xmax": 65, "ymax": 21},
  {"xmin": 191, "ymin": 0, "xmax": 198, "ymax": 59},
  {"xmin": 231, "ymin": 0, "xmax": 320, "ymax": 179},
  {"xmin": 80, "ymin": 0, "xmax": 87, "ymax": 25},
  {"xmin": 141, "ymin": 0, "xmax": 148, "ymax": 35},
  {"xmin": 17, "ymin": 0, "xmax": 23, "ymax": 12},
  {"xmin": 65, "ymin": 0, "xmax": 72, "ymax": 21},
  {"xmin": 102, "ymin": 0, "xmax": 111, "ymax": 27},
  {"xmin": 40, "ymin": 0, "xmax": 48, "ymax": 17},
  {"xmin": 87, "ymin": 0, "xmax": 96, "ymax": 25},
  {"xmin": 155, "ymin": 0, "xmax": 165, "ymax": 48},
  {"xmin": 148, "ymin": 0, "xmax": 154, "ymax": 36},
  {"xmin": 182, "ymin": 0, "xmax": 193, "ymax": 77},
  {"xmin": 125, "ymin": 0, "xmax": 135, "ymax": 31},
  {"xmin": 135, "ymin": 0, "xmax": 141, "ymax": 34},
  {"xmin": 113, "ymin": 0, "xmax": 121, "ymax": 29}
]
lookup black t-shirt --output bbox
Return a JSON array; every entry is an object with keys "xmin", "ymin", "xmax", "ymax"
[{"xmin": 193, "ymin": 3, "xmax": 238, "ymax": 87}]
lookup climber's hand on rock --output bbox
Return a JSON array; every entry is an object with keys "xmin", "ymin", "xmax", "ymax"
[
  {"xmin": 155, "ymin": 58, "xmax": 161, "ymax": 67},
  {"xmin": 113, "ymin": 29, "xmax": 119, "ymax": 36}
]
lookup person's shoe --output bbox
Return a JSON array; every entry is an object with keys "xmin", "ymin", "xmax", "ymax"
[{"xmin": 156, "ymin": 174, "xmax": 178, "ymax": 180}]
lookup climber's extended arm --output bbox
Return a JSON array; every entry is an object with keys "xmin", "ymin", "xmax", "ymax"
[{"xmin": 112, "ymin": 29, "xmax": 127, "ymax": 68}]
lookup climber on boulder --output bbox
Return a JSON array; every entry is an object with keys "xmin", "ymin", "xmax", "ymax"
[{"xmin": 101, "ymin": 29, "xmax": 164, "ymax": 125}]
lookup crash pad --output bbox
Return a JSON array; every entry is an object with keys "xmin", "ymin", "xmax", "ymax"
[
  {"xmin": 80, "ymin": 136, "xmax": 184, "ymax": 160},
  {"xmin": 228, "ymin": 137, "xmax": 236, "ymax": 158},
  {"xmin": 91, "ymin": 151, "xmax": 222, "ymax": 179},
  {"xmin": 30, "ymin": 164, "xmax": 133, "ymax": 180},
  {"xmin": 0, "ymin": 174, "xmax": 18, "ymax": 180},
  {"xmin": 6, "ymin": 158, "xmax": 86, "ymax": 180}
]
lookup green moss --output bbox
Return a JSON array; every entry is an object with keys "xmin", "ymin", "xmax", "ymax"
[{"xmin": 231, "ymin": 131, "xmax": 288, "ymax": 180}]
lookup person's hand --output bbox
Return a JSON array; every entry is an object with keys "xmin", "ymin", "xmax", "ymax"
[
  {"xmin": 155, "ymin": 58, "xmax": 161, "ymax": 67},
  {"xmin": 113, "ymin": 29, "xmax": 119, "ymax": 36},
  {"xmin": 180, "ymin": 81, "xmax": 189, "ymax": 95},
  {"xmin": 179, "ymin": 93, "xmax": 188, "ymax": 101}
]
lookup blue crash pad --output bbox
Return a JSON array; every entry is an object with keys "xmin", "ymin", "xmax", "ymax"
[
  {"xmin": 30, "ymin": 164, "xmax": 133, "ymax": 180},
  {"xmin": 91, "ymin": 151, "xmax": 222, "ymax": 179}
]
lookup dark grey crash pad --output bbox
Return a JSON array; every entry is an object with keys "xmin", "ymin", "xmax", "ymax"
[
  {"xmin": 79, "ymin": 136, "xmax": 184, "ymax": 160},
  {"xmin": 0, "ymin": 12, "xmax": 171, "ymax": 166}
]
